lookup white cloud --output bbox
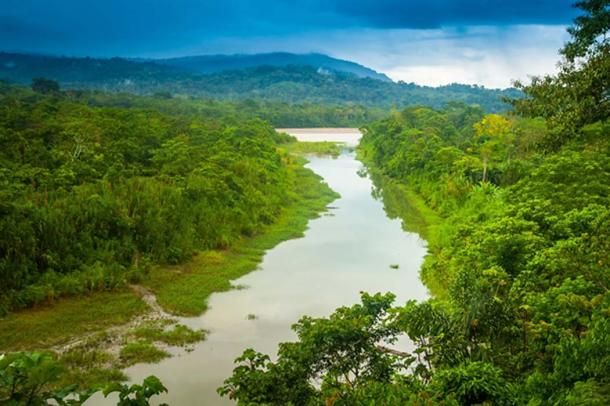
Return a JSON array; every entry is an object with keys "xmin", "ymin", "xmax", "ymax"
[
  {"xmin": 189, "ymin": 25, "xmax": 569, "ymax": 88},
  {"xmin": 320, "ymin": 25, "xmax": 568, "ymax": 88}
]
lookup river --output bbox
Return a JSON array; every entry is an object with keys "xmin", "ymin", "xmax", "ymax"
[{"xmin": 99, "ymin": 128, "xmax": 428, "ymax": 404}]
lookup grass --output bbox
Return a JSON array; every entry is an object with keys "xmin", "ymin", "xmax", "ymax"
[
  {"xmin": 59, "ymin": 344, "xmax": 128, "ymax": 388},
  {"xmin": 61, "ymin": 347, "xmax": 113, "ymax": 367},
  {"xmin": 0, "ymin": 291, "xmax": 148, "ymax": 351},
  {"xmin": 61, "ymin": 367, "xmax": 128, "ymax": 388},
  {"xmin": 283, "ymin": 141, "xmax": 344, "ymax": 157},
  {"xmin": 119, "ymin": 341, "xmax": 169, "ymax": 367},
  {"xmin": 132, "ymin": 322, "xmax": 205, "ymax": 346},
  {"xmin": 143, "ymin": 163, "xmax": 339, "ymax": 316}
]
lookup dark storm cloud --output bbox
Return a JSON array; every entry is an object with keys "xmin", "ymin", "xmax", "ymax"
[
  {"xmin": 0, "ymin": 0, "xmax": 578, "ymax": 56},
  {"xmin": 330, "ymin": 0, "xmax": 578, "ymax": 29},
  {"xmin": 0, "ymin": 0, "xmax": 345, "ymax": 55},
  {"xmin": 0, "ymin": 16, "xmax": 65, "ymax": 47}
]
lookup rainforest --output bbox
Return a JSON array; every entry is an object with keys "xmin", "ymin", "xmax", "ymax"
[{"xmin": 1, "ymin": 0, "xmax": 610, "ymax": 405}]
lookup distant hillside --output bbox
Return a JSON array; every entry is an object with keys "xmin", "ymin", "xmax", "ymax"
[
  {"xmin": 164, "ymin": 65, "xmax": 520, "ymax": 112},
  {"xmin": 0, "ymin": 52, "xmax": 521, "ymax": 112},
  {"xmin": 155, "ymin": 52, "xmax": 392, "ymax": 82},
  {"xmin": 0, "ymin": 52, "xmax": 179, "ymax": 84}
]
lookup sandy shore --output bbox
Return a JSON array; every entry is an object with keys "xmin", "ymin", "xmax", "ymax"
[{"xmin": 277, "ymin": 128, "xmax": 362, "ymax": 146}]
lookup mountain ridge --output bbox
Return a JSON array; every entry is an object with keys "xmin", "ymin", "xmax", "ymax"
[
  {"xmin": 153, "ymin": 52, "xmax": 393, "ymax": 82},
  {"xmin": 0, "ymin": 52, "xmax": 521, "ymax": 112}
]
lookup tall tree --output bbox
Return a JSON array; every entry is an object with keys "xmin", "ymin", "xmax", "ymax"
[
  {"xmin": 562, "ymin": 0, "xmax": 610, "ymax": 61},
  {"xmin": 473, "ymin": 114, "xmax": 513, "ymax": 183},
  {"xmin": 513, "ymin": 0, "xmax": 610, "ymax": 146}
]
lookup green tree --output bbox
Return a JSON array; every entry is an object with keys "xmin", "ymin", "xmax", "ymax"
[
  {"xmin": 513, "ymin": 0, "xmax": 610, "ymax": 145},
  {"xmin": 0, "ymin": 352, "xmax": 94, "ymax": 405},
  {"xmin": 0, "ymin": 351, "xmax": 167, "ymax": 406},
  {"xmin": 562, "ymin": 0, "xmax": 610, "ymax": 61},
  {"xmin": 31, "ymin": 78, "xmax": 60, "ymax": 94},
  {"xmin": 473, "ymin": 114, "xmax": 513, "ymax": 183},
  {"xmin": 219, "ymin": 293, "xmax": 413, "ymax": 405}
]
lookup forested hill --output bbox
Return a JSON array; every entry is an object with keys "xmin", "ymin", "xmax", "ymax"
[
  {"xmin": 153, "ymin": 52, "xmax": 392, "ymax": 81},
  {"xmin": 153, "ymin": 65, "xmax": 519, "ymax": 111},
  {"xmin": 0, "ymin": 52, "xmax": 519, "ymax": 112}
]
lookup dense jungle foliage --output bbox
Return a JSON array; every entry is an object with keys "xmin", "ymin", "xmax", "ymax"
[
  {"xmin": 0, "ymin": 82, "xmax": 317, "ymax": 314},
  {"xmin": 145, "ymin": 52, "xmax": 392, "ymax": 81},
  {"xmin": 221, "ymin": 1, "xmax": 610, "ymax": 404},
  {"xmin": 149, "ymin": 65, "xmax": 518, "ymax": 112},
  {"xmin": 70, "ymin": 88, "xmax": 386, "ymax": 128},
  {"xmin": 0, "ymin": 52, "xmax": 519, "ymax": 113},
  {"xmin": 1, "ymin": 80, "xmax": 386, "ymax": 128},
  {"xmin": 0, "ymin": 52, "xmax": 389, "ymax": 84}
]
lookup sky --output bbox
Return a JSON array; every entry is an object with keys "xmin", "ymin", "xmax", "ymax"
[{"xmin": 0, "ymin": 0, "xmax": 579, "ymax": 88}]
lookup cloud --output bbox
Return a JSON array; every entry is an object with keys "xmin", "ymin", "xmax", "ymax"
[
  {"xmin": 339, "ymin": 25, "xmax": 569, "ymax": 87},
  {"xmin": 193, "ymin": 25, "xmax": 569, "ymax": 88},
  {"xmin": 0, "ymin": 0, "xmax": 579, "ymax": 55},
  {"xmin": 330, "ymin": 0, "xmax": 578, "ymax": 29},
  {"xmin": 0, "ymin": 1, "xmax": 574, "ymax": 87}
]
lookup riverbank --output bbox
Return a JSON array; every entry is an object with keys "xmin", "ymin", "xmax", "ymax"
[
  {"xmin": 0, "ymin": 152, "xmax": 339, "ymax": 387},
  {"xmin": 356, "ymin": 149, "xmax": 447, "ymax": 297},
  {"xmin": 365, "ymin": 170, "xmax": 450, "ymax": 297},
  {"xmin": 366, "ymin": 170, "xmax": 441, "ymax": 239},
  {"xmin": 139, "ymin": 157, "xmax": 340, "ymax": 316}
]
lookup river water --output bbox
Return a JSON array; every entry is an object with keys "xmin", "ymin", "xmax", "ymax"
[{"xmin": 99, "ymin": 128, "xmax": 428, "ymax": 405}]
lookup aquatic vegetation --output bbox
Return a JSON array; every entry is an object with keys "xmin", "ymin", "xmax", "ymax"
[
  {"xmin": 283, "ymin": 141, "xmax": 343, "ymax": 157},
  {"xmin": 119, "ymin": 341, "xmax": 169, "ymax": 367}
]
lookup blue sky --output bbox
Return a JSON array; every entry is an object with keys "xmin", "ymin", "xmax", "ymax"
[{"xmin": 1, "ymin": 0, "xmax": 579, "ymax": 87}]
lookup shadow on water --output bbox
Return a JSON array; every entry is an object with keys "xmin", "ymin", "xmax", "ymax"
[{"xmin": 368, "ymin": 171, "xmax": 431, "ymax": 240}]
